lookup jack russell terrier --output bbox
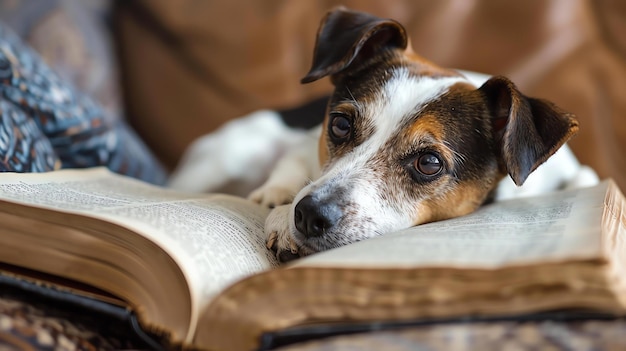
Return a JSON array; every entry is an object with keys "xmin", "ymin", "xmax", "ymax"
[{"xmin": 169, "ymin": 8, "xmax": 598, "ymax": 262}]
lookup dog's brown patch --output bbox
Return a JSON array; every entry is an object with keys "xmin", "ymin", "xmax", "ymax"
[
  {"xmin": 413, "ymin": 180, "xmax": 490, "ymax": 225},
  {"xmin": 406, "ymin": 114, "xmax": 445, "ymax": 142},
  {"xmin": 318, "ymin": 115, "xmax": 330, "ymax": 167},
  {"xmin": 403, "ymin": 44, "xmax": 464, "ymax": 79},
  {"xmin": 401, "ymin": 114, "xmax": 460, "ymax": 178}
]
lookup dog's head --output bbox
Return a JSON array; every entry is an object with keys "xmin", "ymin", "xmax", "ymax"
[{"xmin": 290, "ymin": 7, "xmax": 578, "ymax": 254}]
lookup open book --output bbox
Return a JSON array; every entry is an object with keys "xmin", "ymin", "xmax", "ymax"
[{"xmin": 0, "ymin": 168, "xmax": 624, "ymax": 351}]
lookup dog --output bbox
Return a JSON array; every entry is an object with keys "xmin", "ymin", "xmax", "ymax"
[{"xmin": 169, "ymin": 8, "xmax": 598, "ymax": 263}]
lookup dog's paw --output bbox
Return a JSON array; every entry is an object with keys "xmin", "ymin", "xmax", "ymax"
[
  {"xmin": 264, "ymin": 205, "xmax": 302, "ymax": 263},
  {"xmin": 266, "ymin": 230, "xmax": 301, "ymax": 263},
  {"xmin": 248, "ymin": 185, "xmax": 295, "ymax": 208}
]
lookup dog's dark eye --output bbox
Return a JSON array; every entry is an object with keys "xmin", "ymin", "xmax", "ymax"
[
  {"xmin": 329, "ymin": 114, "xmax": 351, "ymax": 142},
  {"xmin": 414, "ymin": 153, "xmax": 443, "ymax": 176}
]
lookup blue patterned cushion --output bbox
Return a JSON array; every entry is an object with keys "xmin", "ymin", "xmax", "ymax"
[{"xmin": 0, "ymin": 24, "xmax": 167, "ymax": 185}]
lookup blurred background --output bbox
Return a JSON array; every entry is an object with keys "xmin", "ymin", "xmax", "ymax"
[{"xmin": 1, "ymin": 0, "xmax": 625, "ymax": 191}]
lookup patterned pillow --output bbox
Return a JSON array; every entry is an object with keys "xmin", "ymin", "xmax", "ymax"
[{"xmin": 0, "ymin": 24, "xmax": 167, "ymax": 185}]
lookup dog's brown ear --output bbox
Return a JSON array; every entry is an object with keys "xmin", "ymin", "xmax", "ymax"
[
  {"xmin": 301, "ymin": 7, "xmax": 407, "ymax": 84},
  {"xmin": 479, "ymin": 76, "xmax": 579, "ymax": 186}
]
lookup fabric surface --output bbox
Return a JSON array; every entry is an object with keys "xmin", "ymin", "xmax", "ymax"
[
  {"xmin": 275, "ymin": 319, "xmax": 626, "ymax": 351},
  {"xmin": 0, "ymin": 295, "xmax": 144, "ymax": 351},
  {"xmin": 0, "ymin": 1, "xmax": 167, "ymax": 185},
  {"xmin": 115, "ymin": 1, "xmax": 626, "ymax": 192}
]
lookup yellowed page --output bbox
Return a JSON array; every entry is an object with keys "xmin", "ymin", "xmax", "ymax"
[
  {"xmin": 296, "ymin": 181, "xmax": 609, "ymax": 269},
  {"xmin": 0, "ymin": 168, "xmax": 279, "ymax": 343},
  {"xmin": 602, "ymin": 181, "xmax": 626, "ymax": 305}
]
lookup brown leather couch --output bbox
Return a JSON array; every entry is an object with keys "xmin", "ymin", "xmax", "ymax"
[{"xmin": 114, "ymin": 0, "xmax": 626, "ymax": 191}]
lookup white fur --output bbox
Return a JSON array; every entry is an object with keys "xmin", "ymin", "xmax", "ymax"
[
  {"xmin": 495, "ymin": 144, "xmax": 599, "ymax": 200},
  {"xmin": 370, "ymin": 68, "xmax": 468, "ymax": 137},
  {"xmin": 168, "ymin": 110, "xmax": 309, "ymax": 196},
  {"xmin": 248, "ymin": 126, "xmax": 321, "ymax": 207}
]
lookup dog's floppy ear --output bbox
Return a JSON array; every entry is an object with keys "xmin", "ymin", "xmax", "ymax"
[
  {"xmin": 301, "ymin": 7, "xmax": 407, "ymax": 84},
  {"xmin": 479, "ymin": 76, "xmax": 579, "ymax": 186}
]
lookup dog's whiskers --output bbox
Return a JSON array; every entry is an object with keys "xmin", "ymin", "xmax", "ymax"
[{"xmin": 441, "ymin": 140, "xmax": 467, "ymax": 179}]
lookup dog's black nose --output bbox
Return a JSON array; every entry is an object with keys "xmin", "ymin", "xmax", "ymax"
[{"xmin": 294, "ymin": 195, "xmax": 342, "ymax": 238}]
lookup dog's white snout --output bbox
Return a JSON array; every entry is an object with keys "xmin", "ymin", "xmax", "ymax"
[{"xmin": 294, "ymin": 195, "xmax": 343, "ymax": 238}]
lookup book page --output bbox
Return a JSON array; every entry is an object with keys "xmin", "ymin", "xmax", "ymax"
[
  {"xmin": 0, "ymin": 168, "xmax": 279, "ymax": 339},
  {"xmin": 296, "ymin": 182, "xmax": 609, "ymax": 269}
]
